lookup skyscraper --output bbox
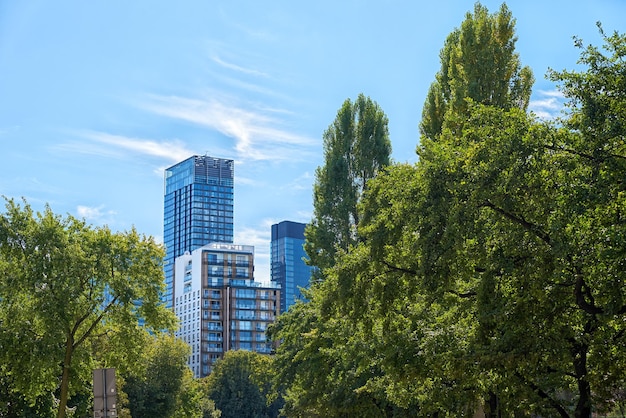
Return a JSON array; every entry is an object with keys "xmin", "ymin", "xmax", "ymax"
[
  {"xmin": 163, "ymin": 155, "xmax": 234, "ymax": 309},
  {"xmin": 270, "ymin": 220, "xmax": 313, "ymax": 312}
]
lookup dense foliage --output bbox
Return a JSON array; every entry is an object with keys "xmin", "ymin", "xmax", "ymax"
[
  {"xmin": 206, "ymin": 350, "xmax": 281, "ymax": 418},
  {"xmin": 123, "ymin": 334, "xmax": 219, "ymax": 418},
  {"xmin": 271, "ymin": 4, "xmax": 626, "ymax": 418},
  {"xmin": 0, "ymin": 198, "xmax": 177, "ymax": 418},
  {"xmin": 305, "ymin": 93, "xmax": 392, "ymax": 273},
  {"xmin": 420, "ymin": 3, "xmax": 533, "ymax": 141}
]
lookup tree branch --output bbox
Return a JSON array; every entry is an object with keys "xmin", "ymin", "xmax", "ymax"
[
  {"xmin": 574, "ymin": 269, "xmax": 604, "ymax": 315},
  {"xmin": 514, "ymin": 371, "xmax": 570, "ymax": 418},
  {"xmin": 382, "ymin": 259, "xmax": 418, "ymax": 275},
  {"xmin": 481, "ymin": 200, "xmax": 551, "ymax": 245},
  {"xmin": 544, "ymin": 143, "xmax": 626, "ymax": 162},
  {"xmin": 447, "ymin": 289, "xmax": 477, "ymax": 298},
  {"xmin": 72, "ymin": 295, "xmax": 118, "ymax": 350}
]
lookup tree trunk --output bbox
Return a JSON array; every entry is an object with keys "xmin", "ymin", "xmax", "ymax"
[
  {"xmin": 56, "ymin": 336, "xmax": 74, "ymax": 418},
  {"xmin": 572, "ymin": 340, "xmax": 592, "ymax": 418},
  {"xmin": 484, "ymin": 391, "xmax": 501, "ymax": 418}
]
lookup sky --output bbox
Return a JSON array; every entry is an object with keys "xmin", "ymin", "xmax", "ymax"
[{"xmin": 1, "ymin": 1, "xmax": 625, "ymax": 282}]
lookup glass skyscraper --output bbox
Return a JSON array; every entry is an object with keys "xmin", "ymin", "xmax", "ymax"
[
  {"xmin": 270, "ymin": 220, "xmax": 313, "ymax": 312},
  {"xmin": 163, "ymin": 155, "xmax": 234, "ymax": 308}
]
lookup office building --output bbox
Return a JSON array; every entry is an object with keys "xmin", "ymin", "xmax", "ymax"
[
  {"xmin": 271, "ymin": 220, "xmax": 313, "ymax": 312},
  {"xmin": 174, "ymin": 243, "xmax": 280, "ymax": 377},
  {"xmin": 163, "ymin": 155, "xmax": 234, "ymax": 308}
]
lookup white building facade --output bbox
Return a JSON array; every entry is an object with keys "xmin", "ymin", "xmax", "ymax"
[{"xmin": 174, "ymin": 243, "xmax": 280, "ymax": 377}]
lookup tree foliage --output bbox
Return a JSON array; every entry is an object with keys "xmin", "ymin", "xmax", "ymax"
[
  {"xmin": 270, "ymin": 94, "xmax": 395, "ymax": 417},
  {"xmin": 305, "ymin": 93, "xmax": 391, "ymax": 272},
  {"xmin": 206, "ymin": 350, "xmax": 281, "ymax": 418},
  {"xmin": 330, "ymin": 25, "xmax": 626, "ymax": 417},
  {"xmin": 0, "ymin": 198, "xmax": 177, "ymax": 418},
  {"xmin": 123, "ymin": 334, "xmax": 207, "ymax": 418},
  {"xmin": 272, "ymin": 5, "xmax": 626, "ymax": 418},
  {"xmin": 420, "ymin": 3, "xmax": 533, "ymax": 141}
]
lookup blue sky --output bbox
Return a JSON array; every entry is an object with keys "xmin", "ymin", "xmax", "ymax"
[{"xmin": 1, "ymin": 1, "xmax": 625, "ymax": 281}]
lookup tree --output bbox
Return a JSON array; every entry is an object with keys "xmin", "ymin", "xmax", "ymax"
[
  {"xmin": 268, "ymin": 289, "xmax": 418, "ymax": 418},
  {"xmin": 0, "ymin": 373, "xmax": 55, "ymax": 418},
  {"xmin": 269, "ymin": 94, "xmax": 393, "ymax": 417},
  {"xmin": 0, "ymin": 198, "xmax": 177, "ymax": 418},
  {"xmin": 175, "ymin": 371, "xmax": 221, "ymax": 418},
  {"xmin": 206, "ymin": 350, "xmax": 281, "ymax": 418},
  {"xmin": 420, "ymin": 2, "xmax": 533, "ymax": 141},
  {"xmin": 335, "ymin": 25, "xmax": 626, "ymax": 416},
  {"xmin": 123, "ymin": 334, "xmax": 197, "ymax": 418},
  {"xmin": 304, "ymin": 93, "xmax": 391, "ymax": 273}
]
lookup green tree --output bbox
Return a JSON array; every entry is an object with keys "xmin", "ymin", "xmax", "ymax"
[
  {"xmin": 206, "ymin": 350, "xmax": 281, "ymax": 418},
  {"xmin": 420, "ymin": 2, "xmax": 533, "ymax": 141},
  {"xmin": 0, "ymin": 373, "xmax": 55, "ymax": 418},
  {"xmin": 271, "ymin": 94, "xmax": 393, "ymax": 417},
  {"xmin": 305, "ymin": 93, "xmax": 391, "ymax": 273},
  {"xmin": 176, "ymin": 371, "xmax": 221, "ymax": 418},
  {"xmin": 0, "ymin": 198, "xmax": 177, "ymax": 418},
  {"xmin": 123, "ymin": 334, "xmax": 195, "ymax": 418},
  {"xmin": 342, "ymin": 25, "xmax": 626, "ymax": 416},
  {"xmin": 268, "ymin": 290, "xmax": 417, "ymax": 418}
]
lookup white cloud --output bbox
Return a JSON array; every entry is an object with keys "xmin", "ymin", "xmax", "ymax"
[
  {"xmin": 82, "ymin": 131, "xmax": 194, "ymax": 162},
  {"xmin": 235, "ymin": 176, "xmax": 266, "ymax": 187},
  {"xmin": 57, "ymin": 131, "xmax": 195, "ymax": 164},
  {"xmin": 529, "ymin": 89, "xmax": 566, "ymax": 120},
  {"xmin": 282, "ymin": 171, "xmax": 314, "ymax": 192},
  {"xmin": 76, "ymin": 205, "xmax": 116, "ymax": 224},
  {"xmin": 295, "ymin": 210, "xmax": 312, "ymax": 222},
  {"xmin": 211, "ymin": 55, "xmax": 269, "ymax": 78},
  {"xmin": 140, "ymin": 94, "xmax": 317, "ymax": 163},
  {"xmin": 530, "ymin": 97, "xmax": 561, "ymax": 111},
  {"xmin": 537, "ymin": 89, "xmax": 565, "ymax": 98}
]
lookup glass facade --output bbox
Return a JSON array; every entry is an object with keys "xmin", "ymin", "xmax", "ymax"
[
  {"xmin": 164, "ymin": 155, "xmax": 234, "ymax": 308},
  {"xmin": 270, "ymin": 220, "xmax": 313, "ymax": 312}
]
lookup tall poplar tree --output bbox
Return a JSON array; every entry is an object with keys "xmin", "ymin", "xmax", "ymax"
[
  {"xmin": 420, "ymin": 3, "xmax": 533, "ymax": 141},
  {"xmin": 305, "ymin": 93, "xmax": 391, "ymax": 273}
]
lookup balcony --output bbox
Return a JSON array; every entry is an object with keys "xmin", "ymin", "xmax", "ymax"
[
  {"xmin": 206, "ymin": 336, "xmax": 223, "ymax": 342},
  {"xmin": 205, "ymin": 324, "xmax": 223, "ymax": 331}
]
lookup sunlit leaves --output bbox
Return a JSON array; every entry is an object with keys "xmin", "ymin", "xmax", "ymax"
[{"xmin": 0, "ymin": 198, "xmax": 177, "ymax": 418}]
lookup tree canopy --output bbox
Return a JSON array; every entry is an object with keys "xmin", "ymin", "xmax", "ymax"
[
  {"xmin": 206, "ymin": 350, "xmax": 282, "ymax": 418},
  {"xmin": 0, "ymin": 198, "xmax": 177, "ymax": 418},
  {"xmin": 271, "ymin": 6, "xmax": 626, "ymax": 418},
  {"xmin": 420, "ymin": 3, "xmax": 533, "ymax": 141},
  {"xmin": 305, "ymin": 93, "xmax": 392, "ymax": 273}
]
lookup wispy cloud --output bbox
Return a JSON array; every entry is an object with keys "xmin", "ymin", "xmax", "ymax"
[
  {"xmin": 141, "ymin": 94, "xmax": 317, "ymax": 162},
  {"xmin": 76, "ymin": 205, "xmax": 117, "ymax": 224},
  {"xmin": 235, "ymin": 176, "xmax": 267, "ymax": 187},
  {"xmin": 529, "ymin": 89, "xmax": 566, "ymax": 120},
  {"xmin": 58, "ymin": 131, "xmax": 194, "ymax": 163},
  {"xmin": 83, "ymin": 131, "xmax": 193, "ymax": 162},
  {"xmin": 211, "ymin": 55, "xmax": 269, "ymax": 78},
  {"xmin": 282, "ymin": 171, "xmax": 314, "ymax": 192}
]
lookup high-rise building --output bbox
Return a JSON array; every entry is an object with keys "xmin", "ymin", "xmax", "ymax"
[
  {"xmin": 174, "ymin": 243, "xmax": 280, "ymax": 377},
  {"xmin": 271, "ymin": 220, "xmax": 313, "ymax": 312},
  {"xmin": 163, "ymin": 155, "xmax": 234, "ymax": 309}
]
